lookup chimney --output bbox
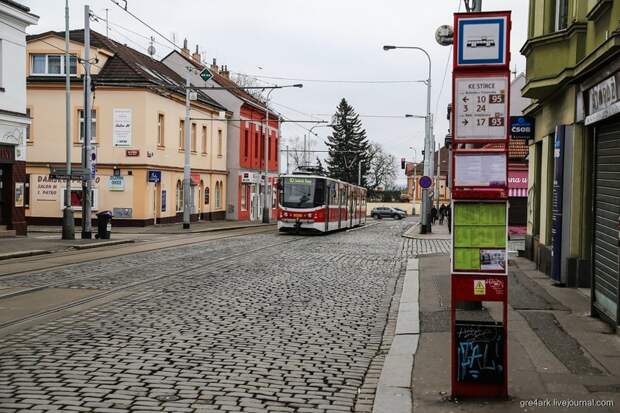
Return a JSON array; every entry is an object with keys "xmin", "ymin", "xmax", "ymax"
[
  {"xmin": 192, "ymin": 45, "xmax": 201, "ymax": 63},
  {"xmin": 210, "ymin": 58, "xmax": 219, "ymax": 73},
  {"xmin": 181, "ymin": 38, "xmax": 190, "ymax": 57},
  {"xmin": 220, "ymin": 64, "xmax": 230, "ymax": 79}
]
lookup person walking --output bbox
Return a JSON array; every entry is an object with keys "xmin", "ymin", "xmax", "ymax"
[
  {"xmin": 447, "ymin": 203, "xmax": 452, "ymax": 233},
  {"xmin": 439, "ymin": 203, "xmax": 446, "ymax": 225},
  {"xmin": 431, "ymin": 205, "xmax": 438, "ymax": 225}
]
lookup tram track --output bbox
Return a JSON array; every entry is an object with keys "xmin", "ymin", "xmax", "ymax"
[
  {"xmin": 0, "ymin": 225, "xmax": 275, "ymax": 278},
  {"xmin": 0, "ymin": 234, "xmax": 306, "ymax": 333}
]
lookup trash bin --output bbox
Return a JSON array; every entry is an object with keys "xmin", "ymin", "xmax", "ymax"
[{"xmin": 96, "ymin": 210, "xmax": 113, "ymax": 239}]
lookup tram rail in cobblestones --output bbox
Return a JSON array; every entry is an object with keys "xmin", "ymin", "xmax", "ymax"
[{"xmin": 0, "ymin": 235, "xmax": 305, "ymax": 332}]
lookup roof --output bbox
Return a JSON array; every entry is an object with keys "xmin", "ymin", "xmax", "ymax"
[
  {"xmin": 483, "ymin": 139, "xmax": 529, "ymax": 160},
  {"xmin": 1, "ymin": 0, "xmax": 30, "ymax": 13},
  {"xmin": 164, "ymin": 50, "xmax": 279, "ymax": 118},
  {"xmin": 405, "ymin": 146, "xmax": 449, "ymax": 176},
  {"xmin": 26, "ymin": 30, "xmax": 226, "ymax": 112}
]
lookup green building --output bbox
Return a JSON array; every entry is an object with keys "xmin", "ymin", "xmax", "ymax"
[{"xmin": 523, "ymin": 0, "xmax": 620, "ymax": 328}]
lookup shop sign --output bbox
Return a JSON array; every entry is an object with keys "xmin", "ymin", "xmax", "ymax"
[
  {"xmin": 147, "ymin": 170, "xmax": 161, "ymax": 183},
  {"xmin": 455, "ymin": 76, "xmax": 508, "ymax": 141},
  {"xmin": 509, "ymin": 116, "xmax": 535, "ymax": 139},
  {"xmin": 35, "ymin": 175, "xmax": 60, "ymax": 201},
  {"xmin": 108, "ymin": 175, "xmax": 125, "ymax": 191},
  {"xmin": 113, "ymin": 108, "xmax": 133, "ymax": 146},
  {"xmin": 507, "ymin": 170, "xmax": 528, "ymax": 189},
  {"xmin": 586, "ymin": 75, "xmax": 620, "ymax": 125}
]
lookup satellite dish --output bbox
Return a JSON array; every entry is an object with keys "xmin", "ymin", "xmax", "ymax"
[{"xmin": 435, "ymin": 25, "xmax": 454, "ymax": 46}]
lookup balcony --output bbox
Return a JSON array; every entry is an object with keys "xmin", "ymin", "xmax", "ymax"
[{"xmin": 521, "ymin": 23, "xmax": 587, "ymax": 100}]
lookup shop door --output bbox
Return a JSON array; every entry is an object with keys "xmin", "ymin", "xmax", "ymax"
[
  {"xmin": 593, "ymin": 120, "xmax": 620, "ymax": 324},
  {"xmin": 0, "ymin": 167, "xmax": 6, "ymax": 225}
]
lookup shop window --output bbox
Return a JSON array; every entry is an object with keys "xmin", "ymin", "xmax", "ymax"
[
  {"xmin": 202, "ymin": 126, "xmax": 207, "ymax": 154},
  {"xmin": 176, "ymin": 180, "xmax": 184, "ymax": 212},
  {"xmin": 62, "ymin": 188, "xmax": 97, "ymax": 210},
  {"xmin": 78, "ymin": 109, "xmax": 96, "ymax": 142},
  {"xmin": 31, "ymin": 54, "xmax": 77, "ymax": 76},
  {"xmin": 157, "ymin": 113, "xmax": 165, "ymax": 146}
]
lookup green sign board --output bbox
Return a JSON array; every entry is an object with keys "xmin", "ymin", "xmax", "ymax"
[
  {"xmin": 453, "ymin": 202, "xmax": 507, "ymax": 272},
  {"xmin": 200, "ymin": 68, "xmax": 212, "ymax": 82}
]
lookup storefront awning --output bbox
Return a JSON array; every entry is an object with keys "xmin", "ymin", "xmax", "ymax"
[{"xmin": 508, "ymin": 187, "xmax": 527, "ymax": 197}]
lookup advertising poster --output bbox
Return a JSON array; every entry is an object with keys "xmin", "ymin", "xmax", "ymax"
[
  {"xmin": 15, "ymin": 183, "xmax": 24, "ymax": 207},
  {"xmin": 113, "ymin": 109, "xmax": 133, "ymax": 147}
]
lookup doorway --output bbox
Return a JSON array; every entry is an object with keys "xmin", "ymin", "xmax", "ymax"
[{"xmin": 0, "ymin": 166, "xmax": 7, "ymax": 225}]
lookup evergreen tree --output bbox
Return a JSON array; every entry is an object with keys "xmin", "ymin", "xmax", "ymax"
[{"xmin": 325, "ymin": 98, "xmax": 370, "ymax": 186}]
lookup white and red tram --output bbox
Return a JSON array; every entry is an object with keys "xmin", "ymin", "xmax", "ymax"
[{"xmin": 277, "ymin": 174, "xmax": 367, "ymax": 233}]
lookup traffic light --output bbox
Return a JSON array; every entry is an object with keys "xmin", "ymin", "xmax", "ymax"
[{"xmin": 401, "ymin": 158, "xmax": 406, "ymax": 169}]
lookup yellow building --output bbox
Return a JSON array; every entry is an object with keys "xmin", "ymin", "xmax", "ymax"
[{"xmin": 25, "ymin": 30, "xmax": 230, "ymax": 226}]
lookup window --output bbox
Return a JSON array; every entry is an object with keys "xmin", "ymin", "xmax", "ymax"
[
  {"xmin": 78, "ymin": 109, "xmax": 96, "ymax": 142},
  {"xmin": 62, "ymin": 188, "xmax": 97, "ymax": 210},
  {"xmin": 0, "ymin": 40, "xmax": 3, "ymax": 89},
  {"xmin": 244, "ymin": 129, "xmax": 249, "ymax": 158},
  {"xmin": 202, "ymin": 126, "xmax": 207, "ymax": 154},
  {"xmin": 26, "ymin": 108, "xmax": 32, "ymax": 142},
  {"xmin": 274, "ymin": 138, "xmax": 278, "ymax": 164},
  {"xmin": 31, "ymin": 54, "xmax": 77, "ymax": 76},
  {"xmin": 215, "ymin": 181, "xmax": 222, "ymax": 209},
  {"xmin": 217, "ymin": 130, "xmax": 223, "ymax": 156},
  {"xmin": 179, "ymin": 120, "xmax": 185, "ymax": 149},
  {"xmin": 191, "ymin": 123, "xmax": 197, "ymax": 152},
  {"xmin": 157, "ymin": 113, "xmax": 165, "ymax": 146},
  {"xmin": 176, "ymin": 180, "xmax": 184, "ymax": 212},
  {"xmin": 254, "ymin": 131, "xmax": 259, "ymax": 158},
  {"xmin": 241, "ymin": 183, "xmax": 247, "ymax": 211},
  {"xmin": 554, "ymin": 0, "xmax": 568, "ymax": 31},
  {"xmin": 268, "ymin": 133, "xmax": 272, "ymax": 161}
]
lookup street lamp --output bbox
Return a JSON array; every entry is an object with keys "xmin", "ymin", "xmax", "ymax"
[
  {"xmin": 383, "ymin": 44, "xmax": 433, "ymax": 234},
  {"xmin": 262, "ymin": 83, "xmax": 303, "ymax": 224}
]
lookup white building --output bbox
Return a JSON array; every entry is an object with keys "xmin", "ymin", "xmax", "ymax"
[{"xmin": 0, "ymin": 0, "xmax": 37, "ymax": 235}]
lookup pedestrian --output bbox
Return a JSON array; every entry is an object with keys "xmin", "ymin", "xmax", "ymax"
[
  {"xmin": 439, "ymin": 203, "xmax": 446, "ymax": 225},
  {"xmin": 447, "ymin": 203, "xmax": 452, "ymax": 233},
  {"xmin": 431, "ymin": 205, "xmax": 438, "ymax": 224}
]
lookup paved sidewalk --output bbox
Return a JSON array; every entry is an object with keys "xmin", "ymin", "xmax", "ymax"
[
  {"xmin": 409, "ymin": 255, "xmax": 620, "ymax": 412},
  {"xmin": 0, "ymin": 221, "xmax": 273, "ymax": 258}
]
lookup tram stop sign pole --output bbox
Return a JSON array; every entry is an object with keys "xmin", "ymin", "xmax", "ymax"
[{"xmin": 450, "ymin": 10, "xmax": 511, "ymax": 399}]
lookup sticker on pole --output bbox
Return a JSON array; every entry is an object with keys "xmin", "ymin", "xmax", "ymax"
[
  {"xmin": 419, "ymin": 175, "xmax": 433, "ymax": 189},
  {"xmin": 455, "ymin": 76, "xmax": 508, "ymax": 141},
  {"xmin": 474, "ymin": 279, "xmax": 486, "ymax": 295}
]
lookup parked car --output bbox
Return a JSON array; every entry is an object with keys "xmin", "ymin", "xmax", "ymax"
[
  {"xmin": 392, "ymin": 207, "xmax": 408, "ymax": 216},
  {"xmin": 371, "ymin": 207, "xmax": 406, "ymax": 220}
]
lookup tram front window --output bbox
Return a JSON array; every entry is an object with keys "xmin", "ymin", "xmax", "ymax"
[{"xmin": 282, "ymin": 177, "xmax": 324, "ymax": 208}]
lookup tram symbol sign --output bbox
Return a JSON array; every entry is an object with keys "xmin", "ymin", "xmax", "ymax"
[
  {"xmin": 419, "ymin": 175, "xmax": 433, "ymax": 189},
  {"xmin": 455, "ymin": 76, "xmax": 508, "ymax": 141}
]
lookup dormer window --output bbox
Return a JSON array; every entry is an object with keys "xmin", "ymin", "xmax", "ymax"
[{"xmin": 31, "ymin": 54, "xmax": 77, "ymax": 76}]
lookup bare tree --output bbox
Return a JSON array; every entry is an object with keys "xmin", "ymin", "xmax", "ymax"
[
  {"xmin": 230, "ymin": 73, "xmax": 267, "ymax": 102},
  {"xmin": 284, "ymin": 135, "xmax": 318, "ymax": 171},
  {"xmin": 366, "ymin": 142, "xmax": 397, "ymax": 190}
]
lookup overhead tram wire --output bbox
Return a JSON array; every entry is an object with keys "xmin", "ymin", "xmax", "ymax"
[{"xmin": 234, "ymin": 72, "xmax": 426, "ymax": 85}]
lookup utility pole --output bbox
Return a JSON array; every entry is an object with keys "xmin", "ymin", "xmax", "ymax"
[
  {"xmin": 62, "ymin": 0, "xmax": 74, "ymax": 240},
  {"xmin": 262, "ymin": 88, "xmax": 278, "ymax": 224},
  {"xmin": 435, "ymin": 141, "xmax": 441, "ymax": 208},
  {"xmin": 286, "ymin": 145, "xmax": 289, "ymax": 174},
  {"xmin": 183, "ymin": 70, "xmax": 191, "ymax": 229},
  {"xmin": 81, "ymin": 4, "xmax": 92, "ymax": 239}
]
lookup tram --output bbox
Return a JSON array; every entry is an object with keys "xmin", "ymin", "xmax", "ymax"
[{"xmin": 277, "ymin": 173, "xmax": 367, "ymax": 233}]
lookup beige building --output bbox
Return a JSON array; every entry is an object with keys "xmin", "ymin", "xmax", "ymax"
[{"xmin": 25, "ymin": 30, "xmax": 230, "ymax": 226}]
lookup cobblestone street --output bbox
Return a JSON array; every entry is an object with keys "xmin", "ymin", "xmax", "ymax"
[{"xmin": 0, "ymin": 220, "xmax": 415, "ymax": 413}]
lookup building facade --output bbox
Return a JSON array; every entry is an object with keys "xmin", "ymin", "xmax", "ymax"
[
  {"xmin": 163, "ymin": 49, "xmax": 279, "ymax": 222},
  {"xmin": 25, "ymin": 30, "xmax": 229, "ymax": 226},
  {"xmin": 523, "ymin": 0, "xmax": 620, "ymax": 328},
  {"xmin": 405, "ymin": 146, "xmax": 450, "ymax": 205},
  {"xmin": 0, "ymin": 0, "xmax": 37, "ymax": 235}
]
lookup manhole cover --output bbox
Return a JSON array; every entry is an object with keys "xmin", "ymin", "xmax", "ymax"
[{"xmin": 154, "ymin": 394, "xmax": 180, "ymax": 402}]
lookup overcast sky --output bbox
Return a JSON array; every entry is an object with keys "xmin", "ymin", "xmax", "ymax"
[{"xmin": 22, "ymin": 0, "xmax": 528, "ymax": 185}]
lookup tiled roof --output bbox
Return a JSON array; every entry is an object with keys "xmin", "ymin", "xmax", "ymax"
[
  {"xmin": 483, "ymin": 140, "xmax": 529, "ymax": 160},
  {"xmin": 1, "ymin": 0, "xmax": 30, "ymax": 13},
  {"xmin": 165, "ymin": 50, "xmax": 275, "ymax": 117},
  {"xmin": 26, "ymin": 30, "xmax": 226, "ymax": 112}
]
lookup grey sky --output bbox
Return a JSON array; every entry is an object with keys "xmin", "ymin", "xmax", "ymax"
[{"xmin": 22, "ymin": 0, "xmax": 528, "ymax": 185}]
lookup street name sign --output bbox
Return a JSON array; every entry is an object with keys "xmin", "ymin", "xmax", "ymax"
[
  {"xmin": 455, "ymin": 75, "xmax": 508, "ymax": 142},
  {"xmin": 49, "ymin": 167, "xmax": 90, "ymax": 180}
]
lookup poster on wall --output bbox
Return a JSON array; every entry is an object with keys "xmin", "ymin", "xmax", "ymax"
[
  {"xmin": 113, "ymin": 109, "xmax": 133, "ymax": 146},
  {"xmin": 454, "ymin": 153, "xmax": 506, "ymax": 187},
  {"xmin": 15, "ymin": 183, "xmax": 24, "ymax": 207},
  {"xmin": 35, "ymin": 176, "xmax": 60, "ymax": 201}
]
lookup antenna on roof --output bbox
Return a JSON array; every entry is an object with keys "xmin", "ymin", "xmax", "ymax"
[{"xmin": 147, "ymin": 36, "xmax": 156, "ymax": 58}]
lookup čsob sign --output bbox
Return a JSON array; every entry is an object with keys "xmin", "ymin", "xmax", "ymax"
[{"xmin": 510, "ymin": 116, "xmax": 534, "ymax": 139}]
